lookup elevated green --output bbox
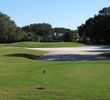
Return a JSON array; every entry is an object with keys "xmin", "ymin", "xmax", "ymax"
[
  {"xmin": 0, "ymin": 41, "xmax": 84, "ymax": 48},
  {"xmin": 0, "ymin": 48, "xmax": 110, "ymax": 100}
]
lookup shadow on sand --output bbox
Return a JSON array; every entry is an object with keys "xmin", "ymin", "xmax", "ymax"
[
  {"xmin": 4, "ymin": 45, "xmax": 110, "ymax": 61},
  {"xmin": 36, "ymin": 45, "xmax": 110, "ymax": 61},
  {"xmin": 36, "ymin": 54, "xmax": 110, "ymax": 61},
  {"xmin": 84, "ymin": 45, "xmax": 110, "ymax": 53}
]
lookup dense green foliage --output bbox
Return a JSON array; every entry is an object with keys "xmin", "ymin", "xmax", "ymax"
[
  {"xmin": 1, "ymin": 41, "xmax": 84, "ymax": 47},
  {"xmin": 99, "ymin": 7, "xmax": 110, "ymax": 16},
  {"xmin": 22, "ymin": 23, "xmax": 54, "ymax": 42},
  {"xmin": 63, "ymin": 30, "xmax": 79, "ymax": 42},
  {"xmin": 54, "ymin": 27, "xmax": 71, "ymax": 33},
  {"xmin": 53, "ymin": 28, "xmax": 71, "ymax": 41},
  {"xmin": 1, "ymin": 6, "xmax": 110, "ymax": 44},
  {"xmin": 78, "ymin": 7, "xmax": 110, "ymax": 44},
  {"xmin": 0, "ymin": 12, "xmax": 79, "ymax": 43},
  {"xmin": 0, "ymin": 48, "xmax": 110, "ymax": 100},
  {"xmin": 22, "ymin": 24, "xmax": 79, "ymax": 42},
  {"xmin": 0, "ymin": 12, "xmax": 25, "ymax": 43}
]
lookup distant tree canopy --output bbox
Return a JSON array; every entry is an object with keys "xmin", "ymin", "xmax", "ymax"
[
  {"xmin": 0, "ymin": 12, "xmax": 79, "ymax": 43},
  {"xmin": 22, "ymin": 23, "xmax": 54, "ymax": 42},
  {"xmin": 22, "ymin": 25, "xmax": 79, "ymax": 42},
  {"xmin": 0, "ymin": 12, "xmax": 25, "ymax": 43},
  {"xmin": 63, "ymin": 30, "xmax": 79, "ymax": 42},
  {"xmin": 54, "ymin": 27, "xmax": 71, "ymax": 34},
  {"xmin": 53, "ymin": 27, "xmax": 72, "ymax": 42},
  {"xmin": 99, "ymin": 7, "xmax": 110, "ymax": 15},
  {"xmin": 78, "ymin": 7, "xmax": 110, "ymax": 44}
]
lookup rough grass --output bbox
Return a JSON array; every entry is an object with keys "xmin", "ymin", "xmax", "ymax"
[
  {"xmin": 0, "ymin": 41, "xmax": 84, "ymax": 48},
  {"xmin": 0, "ymin": 48, "xmax": 110, "ymax": 100}
]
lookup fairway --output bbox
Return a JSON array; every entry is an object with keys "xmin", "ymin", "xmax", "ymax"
[{"xmin": 0, "ymin": 47, "xmax": 110, "ymax": 100}]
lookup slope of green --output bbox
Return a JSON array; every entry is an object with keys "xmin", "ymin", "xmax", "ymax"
[{"xmin": 1, "ymin": 41, "xmax": 84, "ymax": 47}]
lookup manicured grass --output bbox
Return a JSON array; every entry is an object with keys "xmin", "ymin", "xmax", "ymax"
[
  {"xmin": 1, "ymin": 41, "xmax": 84, "ymax": 47},
  {"xmin": 0, "ymin": 48, "xmax": 110, "ymax": 100},
  {"xmin": 0, "ymin": 44, "xmax": 7, "ymax": 47}
]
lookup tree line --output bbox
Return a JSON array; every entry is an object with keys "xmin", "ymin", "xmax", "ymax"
[
  {"xmin": 0, "ymin": 12, "xmax": 25, "ymax": 43},
  {"xmin": 78, "ymin": 7, "xmax": 110, "ymax": 44},
  {"xmin": 0, "ymin": 12, "xmax": 78, "ymax": 43},
  {"xmin": 0, "ymin": 6, "xmax": 110, "ymax": 44}
]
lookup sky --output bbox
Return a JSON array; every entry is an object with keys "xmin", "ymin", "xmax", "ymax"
[{"xmin": 0, "ymin": 0, "xmax": 109, "ymax": 30}]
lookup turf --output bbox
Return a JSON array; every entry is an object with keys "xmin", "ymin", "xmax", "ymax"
[
  {"xmin": 0, "ymin": 48, "xmax": 110, "ymax": 100},
  {"xmin": 0, "ymin": 41, "xmax": 84, "ymax": 47}
]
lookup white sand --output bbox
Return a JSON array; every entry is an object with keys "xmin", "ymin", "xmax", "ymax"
[{"xmin": 26, "ymin": 45, "xmax": 110, "ymax": 61}]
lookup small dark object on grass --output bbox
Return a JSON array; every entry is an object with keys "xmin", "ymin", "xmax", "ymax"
[
  {"xmin": 34, "ymin": 87, "xmax": 45, "ymax": 90},
  {"xmin": 43, "ymin": 70, "xmax": 46, "ymax": 73}
]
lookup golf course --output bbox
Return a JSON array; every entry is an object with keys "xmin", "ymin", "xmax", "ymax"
[
  {"xmin": 0, "ymin": 1, "xmax": 110, "ymax": 100},
  {"xmin": 0, "ymin": 42, "xmax": 110, "ymax": 100}
]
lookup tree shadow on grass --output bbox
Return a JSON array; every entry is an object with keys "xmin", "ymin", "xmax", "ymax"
[{"xmin": 5, "ymin": 53, "xmax": 40, "ymax": 59}]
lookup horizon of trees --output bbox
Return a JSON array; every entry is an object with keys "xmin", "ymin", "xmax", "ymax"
[
  {"xmin": 22, "ymin": 24, "xmax": 78, "ymax": 42},
  {"xmin": 0, "ymin": 11, "xmax": 78, "ymax": 43},
  {"xmin": 0, "ymin": 6, "xmax": 110, "ymax": 44}
]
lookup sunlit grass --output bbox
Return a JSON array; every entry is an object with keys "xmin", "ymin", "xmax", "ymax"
[
  {"xmin": 0, "ymin": 47, "xmax": 110, "ymax": 100},
  {"xmin": 0, "ymin": 41, "xmax": 84, "ymax": 47}
]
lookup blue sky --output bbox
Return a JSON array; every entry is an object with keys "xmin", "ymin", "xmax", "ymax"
[{"xmin": 0, "ymin": 0, "xmax": 109, "ymax": 30}]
